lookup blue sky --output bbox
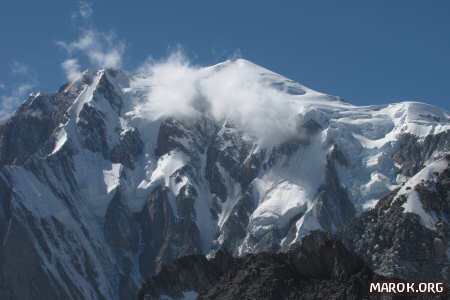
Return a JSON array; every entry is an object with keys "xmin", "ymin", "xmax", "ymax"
[{"xmin": 1, "ymin": 0, "xmax": 449, "ymax": 117}]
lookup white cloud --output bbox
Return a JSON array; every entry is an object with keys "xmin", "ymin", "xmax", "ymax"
[
  {"xmin": 61, "ymin": 58, "xmax": 82, "ymax": 82},
  {"xmin": 0, "ymin": 82, "xmax": 5, "ymax": 89},
  {"xmin": 132, "ymin": 51, "xmax": 202, "ymax": 120},
  {"xmin": 58, "ymin": 30, "xmax": 125, "ymax": 70},
  {"xmin": 15, "ymin": 83, "xmax": 34, "ymax": 96},
  {"xmin": 0, "ymin": 61, "xmax": 38, "ymax": 120},
  {"xmin": 10, "ymin": 61, "xmax": 30, "ymax": 76},
  {"xmin": 130, "ymin": 51, "xmax": 302, "ymax": 147},
  {"xmin": 78, "ymin": 1, "xmax": 93, "ymax": 19},
  {"xmin": 59, "ymin": 2, "xmax": 125, "ymax": 81},
  {"xmin": 0, "ymin": 83, "xmax": 35, "ymax": 120}
]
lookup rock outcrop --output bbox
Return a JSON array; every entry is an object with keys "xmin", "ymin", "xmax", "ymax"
[{"xmin": 137, "ymin": 231, "xmax": 408, "ymax": 300}]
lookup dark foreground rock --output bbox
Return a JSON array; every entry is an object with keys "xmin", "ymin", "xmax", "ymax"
[{"xmin": 137, "ymin": 231, "xmax": 447, "ymax": 300}]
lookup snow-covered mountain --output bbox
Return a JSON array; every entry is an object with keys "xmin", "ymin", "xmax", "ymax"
[{"xmin": 0, "ymin": 58, "xmax": 449, "ymax": 299}]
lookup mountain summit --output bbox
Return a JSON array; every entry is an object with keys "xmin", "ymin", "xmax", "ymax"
[{"xmin": 0, "ymin": 59, "xmax": 449, "ymax": 299}]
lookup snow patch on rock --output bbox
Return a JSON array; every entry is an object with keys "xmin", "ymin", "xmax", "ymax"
[
  {"xmin": 50, "ymin": 127, "xmax": 68, "ymax": 155},
  {"xmin": 103, "ymin": 163, "xmax": 122, "ymax": 193},
  {"xmin": 398, "ymin": 159, "xmax": 449, "ymax": 230}
]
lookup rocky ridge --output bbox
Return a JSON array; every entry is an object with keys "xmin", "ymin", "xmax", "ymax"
[{"xmin": 138, "ymin": 231, "xmax": 447, "ymax": 300}]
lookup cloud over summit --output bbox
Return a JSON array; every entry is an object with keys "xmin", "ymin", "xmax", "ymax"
[{"xmin": 130, "ymin": 52, "xmax": 305, "ymax": 147}]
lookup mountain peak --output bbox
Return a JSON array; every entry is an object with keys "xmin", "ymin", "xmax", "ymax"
[{"xmin": 0, "ymin": 55, "xmax": 449, "ymax": 299}]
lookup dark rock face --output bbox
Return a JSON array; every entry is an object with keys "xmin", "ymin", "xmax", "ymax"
[
  {"xmin": 288, "ymin": 231, "xmax": 363, "ymax": 280},
  {"xmin": 137, "ymin": 231, "xmax": 388, "ymax": 300},
  {"xmin": 394, "ymin": 132, "xmax": 450, "ymax": 177},
  {"xmin": 76, "ymin": 70, "xmax": 143, "ymax": 170},
  {"xmin": 104, "ymin": 190, "xmax": 140, "ymax": 299},
  {"xmin": 78, "ymin": 103, "xmax": 109, "ymax": 155},
  {"xmin": 339, "ymin": 157, "xmax": 450, "ymax": 280},
  {"xmin": 110, "ymin": 128, "xmax": 144, "ymax": 169},
  {"xmin": 139, "ymin": 117, "xmax": 217, "ymax": 274},
  {"xmin": 0, "ymin": 92, "xmax": 74, "ymax": 167},
  {"xmin": 95, "ymin": 69, "xmax": 123, "ymax": 114},
  {"xmin": 0, "ymin": 209, "xmax": 71, "ymax": 300},
  {"xmin": 213, "ymin": 192, "xmax": 254, "ymax": 253},
  {"xmin": 138, "ymin": 186, "xmax": 202, "ymax": 275},
  {"xmin": 205, "ymin": 122, "xmax": 260, "ymax": 193},
  {"xmin": 0, "ymin": 173, "xmax": 12, "ymax": 245},
  {"xmin": 314, "ymin": 147, "xmax": 355, "ymax": 233}
]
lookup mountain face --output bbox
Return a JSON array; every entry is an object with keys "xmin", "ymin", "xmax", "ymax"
[{"xmin": 0, "ymin": 59, "xmax": 448, "ymax": 299}]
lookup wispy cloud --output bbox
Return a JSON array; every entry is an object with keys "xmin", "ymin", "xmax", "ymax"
[
  {"xmin": 10, "ymin": 61, "xmax": 30, "ymax": 76},
  {"xmin": 0, "ymin": 61, "xmax": 38, "ymax": 120},
  {"xmin": 58, "ymin": 1, "xmax": 125, "ymax": 81},
  {"xmin": 0, "ymin": 82, "xmax": 5, "ymax": 89},
  {"xmin": 58, "ymin": 30, "xmax": 125, "ymax": 69},
  {"xmin": 75, "ymin": 1, "xmax": 93, "ymax": 19},
  {"xmin": 61, "ymin": 59, "xmax": 82, "ymax": 82},
  {"xmin": 1, "ymin": 83, "xmax": 35, "ymax": 117}
]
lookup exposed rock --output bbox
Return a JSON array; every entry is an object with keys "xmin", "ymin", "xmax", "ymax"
[
  {"xmin": 0, "ymin": 92, "xmax": 73, "ymax": 167},
  {"xmin": 1, "ymin": 207, "xmax": 73, "ymax": 300},
  {"xmin": 393, "ymin": 132, "xmax": 450, "ymax": 177},
  {"xmin": 109, "ymin": 128, "xmax": 144, "ymax": 169},
  {"xmin": 139, "ymin": 186, "xmax": 202, "ymax": 275},
  {"xmin": 339, "ymin": 157, "xmax": 450, "ymax": 280},
  {"xmin": 78, "ymin": 103, "xmax": 109, "ymax": 155},
  {"xmin": 137, "ymin": 231, "xmax": 391, "ymax": 300}
]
